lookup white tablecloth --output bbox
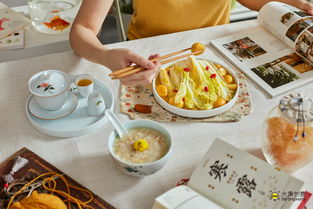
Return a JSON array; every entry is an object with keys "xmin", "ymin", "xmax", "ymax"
[{"xmin": 0, "ymin": 19, "xmax": 312, "ymax": 209}]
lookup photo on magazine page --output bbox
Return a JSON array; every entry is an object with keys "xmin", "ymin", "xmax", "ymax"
[
  {"xmin": 222, "ymin": 37, "xmax": 267, "ymax": 62},
  {"xmin": 294, "ymin": 26, "xmax": 313, "ymax": 64},
  {"xmin": 280, "ymin": 7, "xmax": 312, "ymax": 27},
  {"xmin": 293, "ymin": 10, "xmax": 312, "ymax": 17},
  {"xmin": 295, "ymin": 30, "xmax": 312, "ymax": 57},
  {"xmin": 280, "ymin": 12, "xmax": 296, "ymax": 26},
  {"xmin": 285, "ymin": 17, "xmax": 313, "ymax": 42},
  {"xmin": 250, "ymin": 53, "xmax": 313, "ymax": 88}
]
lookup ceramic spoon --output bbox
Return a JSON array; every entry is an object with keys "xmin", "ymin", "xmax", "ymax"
[{"xmin": 105, "ymin": 109, "xmax": 129, "ymax": 138}]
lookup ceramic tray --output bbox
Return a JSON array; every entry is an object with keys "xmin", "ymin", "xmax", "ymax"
[{"xmin": 26, "ymin": 79, "xmax": 114, "ymax": 138}]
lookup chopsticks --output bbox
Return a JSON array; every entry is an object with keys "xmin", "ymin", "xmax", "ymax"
[
  {"xmin": 109, "ymin": 47, "xmax": 191, "ymax": 78},
  {"xmin": 111, "ymin": 50, "xmax": 202, "ymax": 79},
  {"xmin": 109, "ymin": 43, "xmax": 205, "ymax": 79}
]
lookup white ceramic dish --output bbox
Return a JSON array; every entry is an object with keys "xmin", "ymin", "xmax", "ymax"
[
  {"xmin": 108, "ymin": 120, "xmax": 173, "ymax": 177},
  {"xmin": 28, "ymin": 70, "xmax": 72, "ymax": 111},
  {"xmin": 26, "ymin": 78, "xmax": 114, "ymax": 138},
  {"xmin": 152, "ymin": 59, "xmax": 239, "ymax": 118},
  {"xmin": 28, "ymin": 91, "xmax": 78, "ymax": 120}
]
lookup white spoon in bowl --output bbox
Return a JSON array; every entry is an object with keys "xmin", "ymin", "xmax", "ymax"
[{"xmin": 105, "ymin": 109, "xmax": 129, "ymax": 138}]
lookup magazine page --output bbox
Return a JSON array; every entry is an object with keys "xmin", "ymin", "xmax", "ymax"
[
  {"xmin": 188, "ymin": 138, "xmax": 304, "ymax": 209},
  {"xmin": 210, "ymin": 26, "xmax": 313, "ymax": 97},
  {"xmin": 258, "ymin": 2, "xmax": 313, "ymax": 65},
  {"xmin": 258, "ymin": 2, "xmax": 309, "ymax": 47}
]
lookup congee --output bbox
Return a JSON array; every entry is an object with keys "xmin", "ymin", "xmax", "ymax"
[{"xmin": 113, "ymin": 127, "xmax": 169, "ymax": 164}]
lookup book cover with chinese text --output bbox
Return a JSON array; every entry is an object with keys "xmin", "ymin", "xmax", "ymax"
[
  {"xmin": 188, "ymin": 138, "xmax": 304, "ymax": 209},
  {"xmin": 152, "ymin": 138, "xmax": 308, "ymax": 209}
]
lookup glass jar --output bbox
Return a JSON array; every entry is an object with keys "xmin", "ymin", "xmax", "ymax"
[
  {"xmin": 262, "ymin": 93, "xmax": 313, "ymax": 173},
  {"xmin": 28, "ymin": 0, "xmax": 81, "ymax": 34}
]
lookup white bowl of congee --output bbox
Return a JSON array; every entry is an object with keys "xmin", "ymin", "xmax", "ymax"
[{"xmin": 108, "ymin": 120, "xmax": 172, "ymax": 176}]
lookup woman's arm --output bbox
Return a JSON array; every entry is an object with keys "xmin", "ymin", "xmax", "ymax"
[
  {"xmin": 70, "ymin": 0, "xmax": 113, "ymax": 65},
  {"xmin": 237, "ymin": 0, "xmax": 313, "ymax": 14},
  {"xmin": 70, "ymin": 0, "xmax": 159, "ymax": 85}
]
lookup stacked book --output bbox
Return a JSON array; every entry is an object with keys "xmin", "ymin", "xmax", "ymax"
[{"xmin": 0, "ymin": 2, "xmax": 30, "ymax": 50}]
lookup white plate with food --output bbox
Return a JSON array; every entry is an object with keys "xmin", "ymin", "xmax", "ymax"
[{"xmin": 152, "ymin": 56, "xmax": 239, "ymax": 118}]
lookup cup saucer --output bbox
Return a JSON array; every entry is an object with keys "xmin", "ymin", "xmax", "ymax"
[{"xmin": 28, "ymin": 92, "xmax": 78, "ymax": 120}]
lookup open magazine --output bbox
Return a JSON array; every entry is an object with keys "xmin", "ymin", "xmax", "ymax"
[
  {"xmin": 211, "ymin": 2, "xmax": 313, "ymax": 97},
  {"xmin": 152, "ymin": 138, "xmax": 311, "ymax": 209}
]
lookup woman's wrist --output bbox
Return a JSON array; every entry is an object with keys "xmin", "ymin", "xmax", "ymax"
[
  {"xmin": 91, "ymin": 47, "xmax": 112, "ymax": 68},
  {"xmin": 97, "ymin": 48, "xmax": 122, "ymax": 71}
]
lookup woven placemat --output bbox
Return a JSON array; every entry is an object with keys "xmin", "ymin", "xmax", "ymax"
[{"xmin": 120, "ymin": 72, "xmax": 252, "ymax": 122}]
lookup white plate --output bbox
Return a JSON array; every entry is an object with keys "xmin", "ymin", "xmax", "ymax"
[
  {"xmin": 26, "ymin": 79, "xmax": 114, "ymax": 138},
  {"xmin": 28, "ymin": 92, "xmax": 78, "ymax": 120},
  {"xmin": 152, "ymin": 59, "xmax": 239, "ymax": 118}
]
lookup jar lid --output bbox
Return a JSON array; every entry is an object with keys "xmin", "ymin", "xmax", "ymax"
[
  {"xmin": 279, "ymin": 93, "xmax": 313, "ymax": 123},
  {"xmin": 28, "ymin": 70, "xmax": 71, "ymax": 97}
]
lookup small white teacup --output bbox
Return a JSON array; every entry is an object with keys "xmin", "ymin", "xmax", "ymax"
[{"xmin": 74, "ymin": 74, "xmax": 94, "ymax": 98}]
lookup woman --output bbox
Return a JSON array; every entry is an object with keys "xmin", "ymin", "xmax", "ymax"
[{"xmin": 70, "ymin": 0, "xmax": 313, "ymax": 85}]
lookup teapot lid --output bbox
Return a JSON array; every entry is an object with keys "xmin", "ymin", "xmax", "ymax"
[
  {"xmin": 28, "ymin": 70, "xmax": 71, "ymax": 97},
  {"xmin": 279, "ymin": 93, "xmax": 313, "ymax": 123}
]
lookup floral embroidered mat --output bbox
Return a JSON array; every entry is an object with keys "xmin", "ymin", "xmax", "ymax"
[{"xmin": 120, "ymin": 72, "xmax": 252, "ymax": 122}]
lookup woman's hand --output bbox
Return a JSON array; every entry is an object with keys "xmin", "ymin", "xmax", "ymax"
[
  {"xmin": 103, "ymin": 48, "xmax": 161, "ymax": 85},
  {"xmin": 297, "ymin": 0, "xmax": 313, "ymax": 15},
  {"xmin": 238, "ymin": 0, "xmax": 313, "ymax": 14}
]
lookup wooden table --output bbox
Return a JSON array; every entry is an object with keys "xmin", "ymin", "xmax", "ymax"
[{"xmin": 0, "ymin": 19, "xmax": 312, "ymax": 209}]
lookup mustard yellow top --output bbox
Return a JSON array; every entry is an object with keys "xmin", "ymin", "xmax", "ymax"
[{"xmin": 128, "ymin": 0, "xmax": 232, "ymax": 40}]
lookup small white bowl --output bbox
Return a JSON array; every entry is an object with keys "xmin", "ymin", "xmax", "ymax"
[
  {"xmin": 152, "ymin": 60, "xmax": 239, "ymax": 118},
  {"xmin": 108, "ymin": 120, "xmax": 173, "ymax": 176}
]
